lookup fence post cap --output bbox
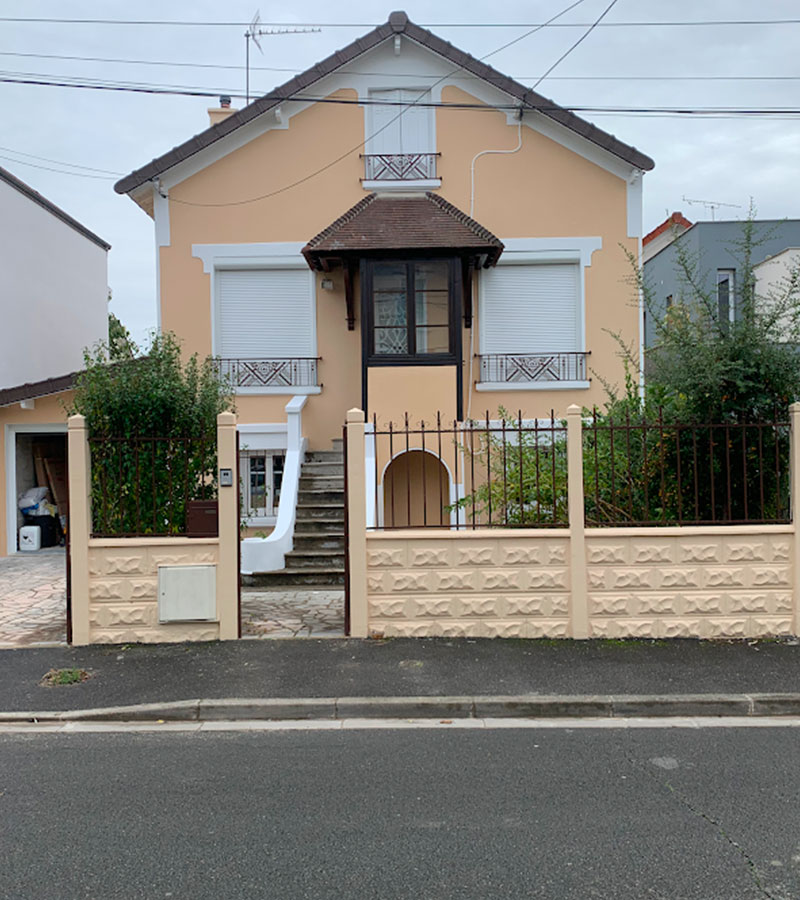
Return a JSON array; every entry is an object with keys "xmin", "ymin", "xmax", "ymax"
[
  {"xmin": 217, "ymin": 410, "xmax": 236, "ymax": 426},
  {"xmin": 346, "ymin": 408, "xmax": 365, "ymax": 424},
  {"xmin": 566, "ymin": 404, "xmax": 582, "ymax": 416},
  {"xmin": 67, "ymin": 413, "xmax": 86, "ymax": 429},
  {"xmin": 790, "ymin": 401, "xmax": 800, "ymax": 416}
]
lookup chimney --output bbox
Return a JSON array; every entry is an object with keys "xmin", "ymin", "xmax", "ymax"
[{"xmin": 208, "ymin": 95, "xmax": 237, "ymax": 127}]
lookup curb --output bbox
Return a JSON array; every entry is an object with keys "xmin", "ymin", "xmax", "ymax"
[{"xmin": 4, "ymin": 693, "xmax": 800, "ymax": 723}]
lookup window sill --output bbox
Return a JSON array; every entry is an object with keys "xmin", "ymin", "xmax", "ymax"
[
  {"xmin": 476, "ymin": 380, "xmax": 591, "ymax": 392},
  {"xmin": 234, "ymin": 386, "xmax": 321, "ymax": 396},
  {"xmin": 362, "ymin": 179, "xmax": 441, "ymax": 191}
]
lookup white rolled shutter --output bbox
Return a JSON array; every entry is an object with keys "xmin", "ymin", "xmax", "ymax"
[
  {"xmin": 216, "ymin": 269, "xmax": 314, "ymax": 358},
  {"xmin": 481, "ymin": 264, "xmax": 581, "ymax": 353}
]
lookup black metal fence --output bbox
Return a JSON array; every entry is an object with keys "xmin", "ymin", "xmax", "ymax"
[
  {"xmin": 89, "ymin": 435, "xmax": 217, "ymax": 537},
  {"xmin": 368, "ymin": 412, "xmax": 568, "ymax": 529},
  {"xmin": 583, "ymin": 411, "xmax": 791, "ymax": 526},
  {"xmin": 362, "ymin": 409, "xmax": 792, "ymax": 530}
]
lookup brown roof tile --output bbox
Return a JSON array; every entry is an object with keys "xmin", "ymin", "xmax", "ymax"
[
  {"xmin": 115, "ymin": 11, "xmax": 653, "ymax": 197},
  {"xmin": 302, "ymin": 192, "xmax": 504, "ymax": 267}
]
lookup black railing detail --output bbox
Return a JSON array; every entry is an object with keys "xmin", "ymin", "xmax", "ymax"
[
  {"xmin": 362, "ymin": 152, "xmax": 439, "ymax": 181},
  {"xmin": 217, "ymin": 358, "xmax": 319, "ymax": 389},
  {"xmin": 479, "ymin": 352, "xmax": 589, "ymax": 384}
]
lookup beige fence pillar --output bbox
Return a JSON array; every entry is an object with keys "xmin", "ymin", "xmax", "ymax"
[
  {"xmin": 67, "ymin": 414, "xmax": 91, "ymax": 645},
  {"xmin": 346, "ymin": 408, "xmax": 368, "ymax": 637},
  {"xmin": 566, "ymin": 404, "xmax": 589, "ymax": 639},
  {"xmin": 790, "ymin": 403, "xmax": 800, "ymax": 635},
  {"xmin": 216, "ymin": 410, "xmax": 239, "ymax": 640}
]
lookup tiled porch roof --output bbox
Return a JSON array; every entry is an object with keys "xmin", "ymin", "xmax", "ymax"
[{"xmin": 302, "ymin": 192, "xmax": 504, "ymax": 269}]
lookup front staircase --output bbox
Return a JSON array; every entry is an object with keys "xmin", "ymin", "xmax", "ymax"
[{"xmin": 242, "ymin": 442, "xmax": 345, "ymax": 588}]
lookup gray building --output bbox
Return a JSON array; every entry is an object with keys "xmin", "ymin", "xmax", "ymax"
[{"xmin": 642, "ymin": 217, "xmax": 800, "ymax": 350}]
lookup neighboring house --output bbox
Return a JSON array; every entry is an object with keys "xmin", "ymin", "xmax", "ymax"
[
  {"xmin": 0, "ymin": 165, "xmax": 109, "ymax": 555},
  {"xmin": 643, "ymin": 214, "xmax": 800, "ymax": 351},
  {"xmin": 112, "ymin": 10, "xmax": 654, "ymax": 574}
]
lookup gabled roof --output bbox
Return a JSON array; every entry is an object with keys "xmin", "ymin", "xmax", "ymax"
[
  {"xmin": 643, "ymin": 211, "xmax": 693, "ymax": 247},
  {"xmin": 1, "ymin": 165, "xmax": 110, "ymax": 250},
  {"xmin": 302, "ymin": 192, "xmax": 503, "ymax": 268},
  {"xmin": 115, "ymin": 10, "xmax": 654, "ymax": 196}
]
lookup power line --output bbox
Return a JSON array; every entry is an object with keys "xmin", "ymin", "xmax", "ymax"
[
  {"xmin": 0, "ymin": 153, "xmax": 118, "ymax": 179},
  {"xmin": 2, "ymin": 50, "xmax": 799, "ymax": 82},
  {"xmin": 0, "ymin": 145, "xmax": 123, "ymax": 175},
  {"xmin": 532, "ymin": 0, "xmax": 619, "ymax": 89},
  {"xmin": 5, "ymin": 75, "xmax": 800, "ymax": 117},
  {"xmin": 2, "ymin": 16, "xmax": 800, "ymax": 27}
]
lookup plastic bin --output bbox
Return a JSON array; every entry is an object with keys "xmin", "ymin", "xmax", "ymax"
[{"xmin": 19, "ymin": 525, "xmax": 41, "ymax": 552}]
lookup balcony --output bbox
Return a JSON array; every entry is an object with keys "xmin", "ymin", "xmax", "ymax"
[
  {"xmin": 217, "ymin": 358, "xmax": 320, "ymax": 393},
  {"xmin": 477, "ymin": 352, "xmax": 590, "ymax": 391},
  {"xmin": 361, "ymin": 152, "xmax": 440, "ymax": 187}
]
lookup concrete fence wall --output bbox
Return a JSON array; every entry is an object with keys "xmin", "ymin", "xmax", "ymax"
[
  {"xmin": 346, "ymin": 405, "xmax": 800, "ymax": 640},
  {"xmin": 67, "ymin": 412, "xmax": 239, "ymax": 645}
]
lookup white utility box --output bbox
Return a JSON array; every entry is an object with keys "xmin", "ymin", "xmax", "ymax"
[
  {"xmin": 19, "ymin": 525, "xmax": 41, "ymax": 552},
  {"xmin": 157, "ymin": 565, "xmax": 217, "ymax": 622}
]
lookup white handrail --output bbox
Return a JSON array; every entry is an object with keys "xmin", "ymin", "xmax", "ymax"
[{"xmin": 240, "ymin": 395, "xmax": 307, "ymax": 574}]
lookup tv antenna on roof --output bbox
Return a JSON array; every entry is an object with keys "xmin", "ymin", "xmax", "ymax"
[
  {"xmin": 681, "ymin": 195, "xmax": 742, "ymax": 222},
  {"xmin": 245, "ymin": 11, "xmax": 321, "ymax": 104}
]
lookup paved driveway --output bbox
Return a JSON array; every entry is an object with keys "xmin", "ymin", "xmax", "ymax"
[{"xmin": 0, "ymin": 548, "xmax": 67, "ymax": 647}]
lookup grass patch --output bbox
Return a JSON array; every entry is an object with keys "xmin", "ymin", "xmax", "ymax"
[{"xmin": 40, "ymin": 667, "xmax": 91, "ymax": 687}]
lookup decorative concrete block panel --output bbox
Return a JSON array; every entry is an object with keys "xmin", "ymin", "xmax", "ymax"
[
  {"xmin": 586, "ymin": 528, "xmax": 794, "ymax": 640},
  {"xmin": 87, "ymin": 539, "xmax": 221, "ymax": 644},
  {"xmin": 366, "ymin": 531, "xmax": 572, "ymax": 638}
]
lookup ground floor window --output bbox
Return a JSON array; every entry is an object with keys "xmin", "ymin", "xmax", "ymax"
[{"xmin": 240, "ymin": 451, "xmax": 284, "ymax": 519}]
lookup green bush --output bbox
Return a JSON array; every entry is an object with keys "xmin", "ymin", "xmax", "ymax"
[{"xmin": 68, "ymin": 333, "xmax": 234, "ymax": 535}]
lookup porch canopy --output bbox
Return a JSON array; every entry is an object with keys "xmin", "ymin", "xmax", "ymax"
[{"xmin": 302, "ymin": 192, "xmax": 503, "ymax": 329}]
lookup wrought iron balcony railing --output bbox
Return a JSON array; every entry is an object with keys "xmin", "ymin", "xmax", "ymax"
[
  {"xmin": 361, "ymin": 152, "xmax": 439, "ymax": 181},
  {"xmin": 216, "ymin": 358, "xmax": 319, "ymax": 389},
  {"xmin": 478, "ymin": 352, "xmax": 590, "ymax": 384}
]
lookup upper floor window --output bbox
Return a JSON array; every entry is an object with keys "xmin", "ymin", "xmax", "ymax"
[
  {"xmin": 366, "ymin": 259, "xmax": 454, "ymax": 362},
  {"xmin": 364, "ymin": 89, "xmax": 438, "ymax": 182}
]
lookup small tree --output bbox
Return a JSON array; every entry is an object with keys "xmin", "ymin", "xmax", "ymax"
[{"xmin": 68, "ymin": 332, "xmax": 234, "ymax": 534}]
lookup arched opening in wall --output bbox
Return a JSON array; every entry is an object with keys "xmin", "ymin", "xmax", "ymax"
[{"xmin": 383, "ymin": 450, "xmax": 450, "ymax": 528}]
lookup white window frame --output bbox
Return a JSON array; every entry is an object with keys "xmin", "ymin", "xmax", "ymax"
[
  {"xmin": 191, "ymin": 242, "xmax": 321, "ymax": 395},
  {"xmin": 717, "ymin": 268, "xmax": 736, "ymax": 324},
  {"xmin": 240, "ymin": 450, "xmax": 285, "ymax": 525},
  {"xmin": 476, "ymin": 237, "xmax": 601, "ymax": 391},
  {"xmin": 363, "ymin": 86, "xmax": 440, "ymax": 191}
]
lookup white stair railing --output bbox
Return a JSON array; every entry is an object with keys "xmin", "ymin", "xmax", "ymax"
[{"xmin": 240, "ymin": 395, "xmax": 307, "ymax": 574}]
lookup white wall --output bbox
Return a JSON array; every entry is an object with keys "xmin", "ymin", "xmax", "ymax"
[
  {"xmin": 0, "ymin": 178, "xmax": 108, "ymax": 390},
  {"xmin": 754, "ymin": 247, "xmax": 800, "ymax": 342}
]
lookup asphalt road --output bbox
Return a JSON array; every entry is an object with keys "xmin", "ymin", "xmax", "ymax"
[{"xmin": 2, "ymin": 725, "xmax": 799, "ymax": 899}]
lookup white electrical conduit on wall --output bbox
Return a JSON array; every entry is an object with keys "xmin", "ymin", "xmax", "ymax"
[{"xmin": 467, "ymin": 112, "xmax": 523, "ymax": 422}]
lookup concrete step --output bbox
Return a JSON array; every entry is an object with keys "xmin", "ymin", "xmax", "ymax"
[
  {"xmin": 299, "ymin": 476, "xmax": 344, "ymax": 492},
  {"xmin": 293, "ymin": 534, "xmax": 345, "ymax": 551},
  {"xmin": 305, "ymin": 450, "xmax": 344, "ymax": 463},
  {"xmin": 296, "ymin": 502, "xmax": 344, "ymax": 517},
  {"xmin": 243, "ymin": 569, "xmax": 345, "ymax": 587},
  {"xmin": 284, "ymin": 550, "xmax": 345, "ymax": 570},
  {"xmin": 293, "ymin": 516, "xmax": 345, "ymax": 531},
  {"xmin": 298, "ymin": 489, "xmax": 344, "ymax": 505},
  {"xmin": 300, "ymin": 461, "xmax": 344, "ymax": 476}
]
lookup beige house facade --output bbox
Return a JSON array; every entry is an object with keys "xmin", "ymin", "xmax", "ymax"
[{"xmin": 114, "ymin": 11, "xmax": 653, "ymax": 576}]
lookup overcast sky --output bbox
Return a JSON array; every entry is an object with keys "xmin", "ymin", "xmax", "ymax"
[{"xmin": 3, "ymin": 0, "xmax": 799, "ymax": 346}]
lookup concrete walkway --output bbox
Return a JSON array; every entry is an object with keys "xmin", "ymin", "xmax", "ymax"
[
  {"xmin": 0, "ymin": 549, "xmax": 66, "ymax": 647},
  {"xmin": 241, "ymin": 589, "xmax": 344, "ymax": 638}
]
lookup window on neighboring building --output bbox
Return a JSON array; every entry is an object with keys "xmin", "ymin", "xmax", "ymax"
[
  {"xmin": 666, "ymin": 294, "xmax": 673, "ymax": 309},
  {"xmin": 717, "ymin": 269, "xmax": 736, "ymax": 325},
  {"xmin": 240, "ymin": 451, "xmax": 285, "ymax": 519},
  {"xmin": 367, "ymin": 259, "xmax": 454, "ymax": 361}
]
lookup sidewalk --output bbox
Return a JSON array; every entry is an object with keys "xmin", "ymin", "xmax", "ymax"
[{"xmin": 2, "ymin": 637, "xmax": 800, "ymax": 716}]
